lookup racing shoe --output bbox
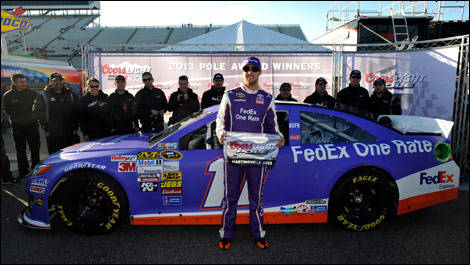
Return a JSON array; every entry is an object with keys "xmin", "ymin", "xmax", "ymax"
[
  {"xmin": 255, "ymin": 238, "xmax": 269, "ymax": 249},
  {"xmin": 218, "ymin": 238, "xmax": 231, "ymax": 250}
]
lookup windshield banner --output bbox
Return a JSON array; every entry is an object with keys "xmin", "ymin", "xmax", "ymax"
[{"xmin": 223, "ymin": 132, "xmax": 280, "ymax": 167}]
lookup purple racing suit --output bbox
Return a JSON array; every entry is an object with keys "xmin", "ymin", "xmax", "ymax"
[{"xmin": 216, "ymin": 85, "xmax": 282, "ymax": 239}]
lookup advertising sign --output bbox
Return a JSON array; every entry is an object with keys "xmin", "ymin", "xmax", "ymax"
[
  {"xmin": 1, "ymin": 9, "xmax": 30, "ymax": 33},
  {"xmin": 89, "ymin": 53, "xmax": 333, "ymax": 102},
  {"xmin": 224, "ymin": 132, "xmax": 280, "ymax": 167},
  {"xmin": 342, "ymin": 46, "xmax": 460, "ymax": 120}
]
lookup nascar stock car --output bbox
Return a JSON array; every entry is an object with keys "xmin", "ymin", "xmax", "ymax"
[{"xmin": 18, "ymin": 102, "xmax": 460, "ymax": 234}]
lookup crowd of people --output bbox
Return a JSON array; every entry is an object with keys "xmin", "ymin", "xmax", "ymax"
[{"xmin": 1, "ymin": 67, "xmax": 401, "ymax": 184}]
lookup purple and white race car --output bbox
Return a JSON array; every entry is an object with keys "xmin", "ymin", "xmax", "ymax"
[{"xmin": 18, "ymin": 102, "xmax": 460, "ymax": 234}]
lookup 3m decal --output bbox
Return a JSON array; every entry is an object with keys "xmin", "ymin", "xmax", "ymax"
[
  {"xmin": 138, "ymin": 152, "xmax": 159, "ymax": 160},
  {"xmin": 118, "ymin": 162, "xmax": 136, "ymax": 172},
  {"xmin": 160, "ymin": 151, "xmax": 183, "ymax": 160},
  {"xmin": 140, "ymin": 182, "xmax": 159, "ymax": 192}
]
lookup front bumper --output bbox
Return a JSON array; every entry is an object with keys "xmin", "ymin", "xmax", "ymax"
[{"xmin": 17, "ymin": 208, "xmax": 51, "ymax": 230}]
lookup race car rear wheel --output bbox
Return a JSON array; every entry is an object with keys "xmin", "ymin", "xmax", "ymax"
[
  {"xmin": 53, "ymin": 171, "xmax": 128, "ymax": 235},
  {"xmin": 329, "ymin": 169, "xmax": 396, "ymax": 231}
]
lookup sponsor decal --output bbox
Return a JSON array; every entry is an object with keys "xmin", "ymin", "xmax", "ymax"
[
  {"xmin": 140, "ymin": 182, "xmax": 159, "ymax": 192},
  {"xmin": 364, "ymin": 71, "xmax": 427, "ymax": 94},
  {"xmin": 311, "ymin": 205, "xmax": 328, "ymax": 213},
  {"xmin": 34, "ymin": 197, "xmax": 44, "ymax": 207},
  {"xmin": 256, "ymin": 94, "xmax": 265, "ymax": 104},
  {"xmin": 163, "ymin": 196, "xmax": 182, "ymax": 205},
  {"xmin": 235, "ymin": 108, "xmax": 260, "ymax": 122},
  {"xmin": 29, "ymin": 186, "xmax": 46, "ymax": 194},
  {"xmin": 306, "ymin": 199, "xmax": 327, "ymax": 205},
  {"xmin": 111, "ymin": 155, "xmax": 137, "ymax": 161},
  {"xmin": 163, "ymin": 161, "xmax": 179, "ymax": 172},
  {"xmin": 162, "ymin": 172, "xmax": 182, "ymax": 181},
  {"xmin": 289, "ymin": 135, "xmax": 301, "ymax": 141},
  {"xmin": 291, "ymin": 140, "xmax": 433, "ymax": 163},
  {"xmin": 64, "ymin": 162, "xmax": 106, "ymax": 172},
  {"xmin": 419, "ymin": 171, "xmax": 455, "ymax": 190},
  {"xmin": 161, "ymin": 188, "xmax": 183, "ymax": 196},
  {"xmin": 160, "ymin": 151, "xmax": 183, "ymax": 161},
  {"xmin": 280, "ymin": 206, "xmax": 296, "ymax": 214},
  {"xmin": 137, "ymin": 174, "xmax": 160, "ymax": 182},
  {"xmin": 157, "ymin": 143, "xmax": 178, "ymax": 150},
  {"xmin": 1, "ymin": 10, "xmax": 31, "ymax": 33},
  {"xmin": 296, "ymin": 204, "xmax": 310, "ymax": 214},
  {"xmin": 118, "ymin": 162, "xmax": 136, "ymax": 172},
  {"xmin": 137, "ymin": 165, "xmax": 162, "ymax": 174},
  {"xmin": 229, "ymin": 141, "xmax": 276, "ymax": 154},
  {"xmin": 138, "ymin": 152, "xmax": 159, "ymax": 160},
  {"xmin": 235, "ymin": 92, "xmax": 245, "ymax": 98},
  {"xmin": 31, "ymin": 177, "xmax": 48, "ymax": 187},
  {"xmin": 160, "ymin": 180, "xmax": 182, "ymax": 188},
  {"xmin": 137, "ymin": 160, "xmax": 157, "ymax": 166},
  {"xmin": 289, "ymin": 123, "xmax": 300, "ymax": 129}
]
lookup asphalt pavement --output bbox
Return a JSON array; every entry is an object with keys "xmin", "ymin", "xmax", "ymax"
[{"xmin": 1, "ymin": 127, "xmax": 469, "ymax": 264}]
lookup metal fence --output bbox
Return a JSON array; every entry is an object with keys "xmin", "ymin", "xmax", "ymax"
[{"xmin": 82, "ymin": 35, "xmax": 469, "ymax": 179}]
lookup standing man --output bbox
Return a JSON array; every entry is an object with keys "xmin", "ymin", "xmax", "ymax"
[
  {"xmin": 167, "ymin": 75, "xmax": 200, "ymax": 125},
  {"xmin": 369, "ymin": 78, "xmax": 402, "ymax": 117},
  {"xmin": 336, "ymin": 70, "xmax": 370, "ymax": 114},
  {"xmin": 2, "ymin": 73, "xmax": 40, "ymax": 181},
  {"xmin": 133, "ymin": 72, "xmax": 167, "ymax": 133},
  {"xmin": 79, "ymin": 78, "xmax": 110, "ymax": 141},
  {"xmin": 275, "ymin": 83, "xmax": 297, "ymax": 102},
  {"xmin": 1, "ymin": 83, "xmax": 13, "ymax": 183},
  {"xmin": 33, "ymin": 73, "xmax": 80, "ymax": 155},
  {"xmin": 201, "ymin": 73, "xmax": 226, "ymax": 109},
  {"xmin": 216, "ymin": 56, "xmax": 284, "ymax": 250},
  {"xmin": 304, "ymin": 77, "xmax": 335, "ymax": 108},
  {"xmin": 106, "ymin": 75, "xmax": 139, "ymax": 135}
]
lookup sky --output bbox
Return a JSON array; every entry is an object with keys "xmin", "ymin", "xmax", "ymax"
[{"xmin": 99, "ymin": 1, "xmax": 469, "ymax": 42}]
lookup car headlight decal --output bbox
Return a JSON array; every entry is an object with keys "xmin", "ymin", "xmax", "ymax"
[
  {"xmin": 31, "ymin": 164, "xmax": 53, "ymax": 176},
  {"xmin": 434, "ymin": 141, "xmax": 451, "ymax": 162}
]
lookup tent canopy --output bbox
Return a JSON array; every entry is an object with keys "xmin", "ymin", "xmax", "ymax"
[{"xmin": 160, "ymin": 20, "xmax": 330, "ymax": 52}]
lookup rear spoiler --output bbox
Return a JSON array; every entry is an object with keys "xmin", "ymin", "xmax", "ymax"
[{"xmin": 377, "ymin": 115, "xmax": 453, "ymax": 139}]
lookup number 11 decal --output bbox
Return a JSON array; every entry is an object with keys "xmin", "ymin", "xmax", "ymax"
[{"xmin": 201, "ymin": 157, "xmax": 249, "ymax": 209}]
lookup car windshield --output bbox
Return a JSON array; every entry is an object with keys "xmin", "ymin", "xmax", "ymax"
[{"xmin": 148, "ymin": 110, "xmax": 211, "ymax": 146}]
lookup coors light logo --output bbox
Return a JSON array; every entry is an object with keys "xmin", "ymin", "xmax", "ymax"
[
  {"xmin": 101, "ymin": 62, "xmax": 151, "ymax": 75},
  {"xmin": 364, "ymin": 71, "xmax": 427, "ymax": 91},
  {"xmin": 228, "ymin": 141, "xmax": 276, "ymax": 154}
]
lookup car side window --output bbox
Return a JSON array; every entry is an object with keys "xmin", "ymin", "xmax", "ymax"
[
  {"xmin": 276, "ymin": 110, "xmax": 290, "ymax": 146},
  {"xmin": 179, "ymin": 121, "xmax": 222, "ymax": 150},
  {"xmin": 300, "ymin": 111, "xmax": 376, "ymax": 145}
]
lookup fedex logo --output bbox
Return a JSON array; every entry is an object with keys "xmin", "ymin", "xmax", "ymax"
[{"xmin": 419, "ymin": 171, "xmax": 454, "ymax": 189}]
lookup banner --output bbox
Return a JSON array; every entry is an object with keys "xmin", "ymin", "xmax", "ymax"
[
  {"xmin": 342, "ymin": 46, "xmax": 460, "ymax": 121},
  {"xmin": 1, "ymin": 9, "xmax": 30, "ymax": 33},
  {"xmin": 89, "ymin": 53, "xmax": 333, "ymax": 102},
  {"xmin": 223, "ymin": 132, "xmax": 280, "ymax": 167}
]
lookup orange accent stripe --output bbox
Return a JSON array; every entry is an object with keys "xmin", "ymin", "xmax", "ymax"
[
  {"xmin": 131, "ymin": 212, "xmax": 327, "ymax": 226},
  {"xmin": 397, "ymin": 188, "xmax": 459, "ymax": 215}
]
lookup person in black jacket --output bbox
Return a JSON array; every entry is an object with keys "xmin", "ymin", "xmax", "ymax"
[
  {"xmin": 106, "ymin": 75, "xmax": 139, "ymax": 135},
  {"xmin": 133, "ymin": 72, "xmax": 168, "ymax": 133},
  {"xmin": 79, "ymin": 78, "xmax": 110, "ymax": 141},
  {"xmin": 168, "ymin": 75, "xmax": 200, "ymax": 126},
  {"xmin": 2, "ymin": 73, "xmax": 40, "ymax": 179},
  {"xmin": 304, "ymin": 77, "xmax": 335, "ymax": 108},
  {"xmin": 201, "ymin": 73, "xmax": 225, "ymax": 109},
  {"xmin": 369, "ymin": 78, "xmax": 402, "ymax": 117},
  {"xmin": 336, "ymin": 70, "xmax": 370, "ymax": 116},
  {"xmin": 275, "ymin": 83, "xmax": 297, "ymax": 102},
  {"xmin": 33, "ymin": 73, "xmax": 80, "ymax": 155}
]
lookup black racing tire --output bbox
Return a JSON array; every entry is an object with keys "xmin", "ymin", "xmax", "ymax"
[
  {"xmin": 329, "ymin": 169, "xmax": 396, "ymax": 231},
  {"xmin": 53, "ymin": 171, "xmax": 128, "ymax": 235}
]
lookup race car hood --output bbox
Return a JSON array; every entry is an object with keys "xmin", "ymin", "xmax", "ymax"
[
  {"xmin": 378, "ymin": 115, "xmax": 453, "ymax": 138},
  {"xmin": 42, "ymin": 133, "xmax": 154, "ymax": 164}
]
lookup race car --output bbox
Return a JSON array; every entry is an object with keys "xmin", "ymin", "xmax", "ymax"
[{"xmin": 18, "ymin": 102, "xmax": 460, "ymax": 234}]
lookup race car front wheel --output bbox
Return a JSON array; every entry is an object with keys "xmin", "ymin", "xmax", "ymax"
[
  {"xmin": 53, "ymin": 171, "xmax": 128, "ymax": 235},
  {"xmin": 329, "ymin": 169, "xmax": 396, "ymax": 231}
]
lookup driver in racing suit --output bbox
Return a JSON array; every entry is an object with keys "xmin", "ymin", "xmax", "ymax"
[{"xmin": 216, "ymin": 56, "xmax": 284, "ymax": 250}]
